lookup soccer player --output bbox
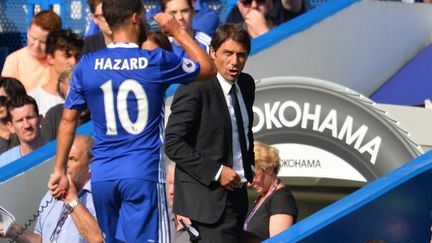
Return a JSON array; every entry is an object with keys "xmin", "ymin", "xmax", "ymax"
[{"xmin": 48, "ymin": 0, "xmax": 216, "ymax": 242}]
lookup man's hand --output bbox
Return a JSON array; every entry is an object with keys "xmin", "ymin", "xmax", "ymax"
[
  {"xmin": 175, "ymin": 215, "xmax": 192, "ymax": 231},
  {"xmin": 244, "ymin": 9, "xmax": 271, "ymax": 38},
  {"xmin": 48, "ymin": 171, "xmax": 69, "ymax": 199},
  {"xmin": 0, "ymin": 223, "xmax": 20, "ymax": 239},
  {"xmin": 153, "ymin": 13, "xmax": 182, "ymax": 37},
  {"xmin": 218, "ymin": 166, "xmax": 241, "ymax": 191},
  {"xmin": 62, "ymin": 174, "xmax": 78, "ymax": 204},
  {"xmin": 0, "ymin": 224, "xmax": 6, "ymax": 238}
]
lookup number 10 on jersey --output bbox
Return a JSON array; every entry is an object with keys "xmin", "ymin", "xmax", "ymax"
[{"xmin": 100, "ymin": 79, "xmax": 148, "ymax": 135}]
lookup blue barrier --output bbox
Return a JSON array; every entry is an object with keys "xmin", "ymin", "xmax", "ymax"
[
  {"xmin": 370, "ymin": 43, "xmax": 432, "ymax": 106},
  {"xmin": 0, "ymin": 121, "xmax": 93, "ymax": 183},
  {"xmin": 251, "ymin": 0, "xmax": 358, "ymax": 55},
  {"xmin": 266, "ymin": 150, "xmax": 432, "ymax": 243}
]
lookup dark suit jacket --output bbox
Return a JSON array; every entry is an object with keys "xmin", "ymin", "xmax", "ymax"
[{"xmin": 165, "ymin": 73, "xmax": 255, "ymax": 224}]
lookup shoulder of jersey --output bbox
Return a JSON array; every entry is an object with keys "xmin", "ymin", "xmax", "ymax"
[{"xmin": 194, "ymin": 31, "xmax": 212, "ymax": 46}]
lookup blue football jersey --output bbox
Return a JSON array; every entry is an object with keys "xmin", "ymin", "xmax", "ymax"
[
  {"xmin": 166, "ymin": 30, "xmax": 210, "ymax": 96},
  {"xmin": 170, "ymin": 30, "xmax": 211, "ymax": 59},
  {"xmin": 65, "ymin": 42, "xmax": 200, "ymax": 183}
]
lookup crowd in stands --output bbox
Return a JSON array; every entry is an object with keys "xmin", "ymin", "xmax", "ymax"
[
  {"xmin": 0, "ymin": 0, "xmax": 306, "ymax": 242},
  {"xmin": 0, "ymin": 0, "xmax": 306, "ymax": 157}
]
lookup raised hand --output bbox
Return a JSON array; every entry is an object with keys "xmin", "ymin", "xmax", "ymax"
[
  {"xmin": 153, "ymin": 13, "xmax": 182, "ymax": 37},
  {"xmin": 244, "ymin": 9, "xmax": 271, "ymax": 38}
]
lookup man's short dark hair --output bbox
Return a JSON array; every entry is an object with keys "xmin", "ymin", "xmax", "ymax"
[
  {"xmin": 210, "ymin": 24, "xmax": 251, "ymax": 54},
  {"xmin": 0, "ymin": 77, "xmax": 27, "ymax": 98},
  {"xmin": 102, "ymin": 0, "xmax": 144, "ymax": 31},
  {"xmin": 45, "ymin": 29, "xmax": 84, "ymax": 58},
  {"xmin": 6, "ymin": 95, "xmax": 39, "ymax": 122}
]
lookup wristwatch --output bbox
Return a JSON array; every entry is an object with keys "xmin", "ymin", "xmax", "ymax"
[{"xmin": 66, "ymin": 198, "xmax": 81, "ymax": 214}]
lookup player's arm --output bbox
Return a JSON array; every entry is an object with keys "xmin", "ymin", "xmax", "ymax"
[
  {"xmin": 153, "ymin": 13, "xmax": 216, "ymax": 81},
  {"xmin": 48, "ymin": 108, "xmax": 80, "ymax": 198}
]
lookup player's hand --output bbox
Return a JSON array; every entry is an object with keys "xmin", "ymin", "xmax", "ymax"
[
  {"xmin": 218, "ymin": 166, "xmax": 241, "ymax": 191},
  {"xmin": 153, "ymin": 13, "xmax": 182, "ymax": 37},
  {"xmin": 48, "ymin": 171, "xmax": 69, "ymax": 199},
  {"xmin": 244, "ymin": 9, "xmax": 271, "ymax": 38}
]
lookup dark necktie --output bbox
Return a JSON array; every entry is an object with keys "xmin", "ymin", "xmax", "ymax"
[{"xmin": 230, "ymin": 84, "xmax": 253, "ymax": 182}]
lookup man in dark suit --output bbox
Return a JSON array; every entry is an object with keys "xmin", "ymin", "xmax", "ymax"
[{"xmin": 165, "ymin": 24, "xmax": 254, "ymax": 243}]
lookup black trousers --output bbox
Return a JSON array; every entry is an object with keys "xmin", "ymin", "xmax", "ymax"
[{"xmin": 191, "ymin": 187, "xmax": 248, "ymax": 243}]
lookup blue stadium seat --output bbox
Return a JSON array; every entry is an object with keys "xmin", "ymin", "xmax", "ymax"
[{"xmin": 27, "ymin": 0, "xmax": 65, "ymax": 27}]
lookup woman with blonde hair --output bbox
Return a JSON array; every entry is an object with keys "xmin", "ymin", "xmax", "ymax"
[{"xmin": 242, "ymin": 141, "xmax": 298, "ymax": 242}]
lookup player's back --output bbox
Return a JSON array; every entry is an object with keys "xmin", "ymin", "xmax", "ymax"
[{"xmin": 67, "ymin": 42, "xmax": 200, "ymax": 182}]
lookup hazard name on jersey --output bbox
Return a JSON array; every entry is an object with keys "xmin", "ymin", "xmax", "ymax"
[{"xmin": 94, "ymin": 57, "xmax": 148, "ymax": 70}]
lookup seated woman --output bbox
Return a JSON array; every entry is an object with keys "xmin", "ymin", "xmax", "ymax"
[{"xmin": 242, "ymin": 141, "xmax": 298, "ymax": 242}]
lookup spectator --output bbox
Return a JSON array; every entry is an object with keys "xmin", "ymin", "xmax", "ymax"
[
  {"xmin": 226, "ymin": 0, "xmax": 304, "ymax": 38},
  {"xmin": 82, "ymin": 0, "xmax": 113, "ymax": 55},
  {"xmin": 83, "ymin": 0, "xmax": 100, "ymax": 37},
  {"xmin": 0, "ymin": 135, "xmax": 103, "ymax": 243},
  {"xmin": 47, "ymin": 0, "xmax": 216, "ymax": 242},
  {"xmin": 0, "ymin": 95, "xmax": 45, "ymax": 167},
  {"xmin": 29, "ymin": 29, "xmax": 83, "ymax": 117},
  {"xmin": 242, "ymin": 141, "xmax": 298, "ymax": 243},
  {"xmin": 41, "ymin": 67, "xmax": 90, "ymax": 142},
  {"xmin": 141, "ymin": 31, "xmax": 173, "ymax": 51},
  {"xmin": 166, "ymin": 162, "xmax": 191, "ymax": 243},
  {"xmin": 1, "ymin": 10, "xmax": 62, "ymax": 91},
  {"xmin": 147, "ymin": 0, "xmax": 219, "ymax": 36},
  {"xmin": 161, "ymin": 0, "xmax": 212, "ymax": 58},
  {"xmin": 0, "ymin": 77, "xmax": 26, "ymax": 154}
]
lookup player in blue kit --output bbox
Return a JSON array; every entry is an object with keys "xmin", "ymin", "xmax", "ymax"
[{"xmin": 48, "ymin": 0, "xmax": 216, "ymax": 242}]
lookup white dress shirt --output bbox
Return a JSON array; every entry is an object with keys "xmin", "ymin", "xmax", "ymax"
[{"xmin": 214, "ymin": 73, "xmax": 250, "ymax": 182}]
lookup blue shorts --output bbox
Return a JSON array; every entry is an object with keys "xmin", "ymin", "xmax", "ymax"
[{"xmin": 92, "ymin": 179, "xmax": 170, "ymax": 243}]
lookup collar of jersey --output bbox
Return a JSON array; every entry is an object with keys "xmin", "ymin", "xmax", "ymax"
[{"xmin": 107, "ymin": 42, "xmax": 139, "ymax": 48}]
